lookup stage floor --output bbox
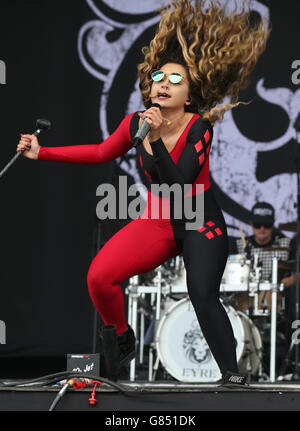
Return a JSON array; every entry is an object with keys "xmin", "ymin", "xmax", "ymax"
[{"xmin": 1, "ymin": 381, "xmax": 300, "ymax": 411}]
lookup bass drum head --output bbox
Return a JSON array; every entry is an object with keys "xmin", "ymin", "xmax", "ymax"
[{"xmin": 155, "ymin": 297, "xmax": 246, "ymax": 382}]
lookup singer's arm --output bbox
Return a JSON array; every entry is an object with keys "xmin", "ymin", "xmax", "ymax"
[
  {"xmin": 149, "ymin": 117, "xmax": 213, "ymax": 189},
  {"xmin": 37, "ymin": 113, "xmax": 134, "ymax": 164}
]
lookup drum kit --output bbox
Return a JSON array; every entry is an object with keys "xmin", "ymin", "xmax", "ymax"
[{"xmin": 125, "ymin": 245, "xmax": 293, "ymax": 384}]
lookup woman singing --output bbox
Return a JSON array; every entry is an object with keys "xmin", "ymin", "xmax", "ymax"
[{"xmin": 17, "ymin": 0, "xmax": 271, "ymax": 384}]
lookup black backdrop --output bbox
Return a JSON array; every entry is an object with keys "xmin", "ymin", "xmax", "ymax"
[
  {"xmin": 0, "ymin": 0, "xmax": 299, "ymax": 378},
  {"xmin": 0, "ymin": 1, "xmax": 111, "ymax": 373}
]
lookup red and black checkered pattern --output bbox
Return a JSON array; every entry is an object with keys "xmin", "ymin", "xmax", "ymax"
[
  {"xmin": 194, "ymin": 128, "xmax": 211, "ymax": 167},
  {"xmin": 197, "ymin": 220, "xmax": 223, "ymax": 239}
]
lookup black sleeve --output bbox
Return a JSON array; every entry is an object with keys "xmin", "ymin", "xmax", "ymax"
[{"xmin": 149, "ymin": 117, "xmax": 213, "ymax": 190}]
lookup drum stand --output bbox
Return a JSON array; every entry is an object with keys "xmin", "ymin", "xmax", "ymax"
[
  {"xmin": 126, "ymin": 257, "xmax": 282, "ymax": 384},
  {"xmin": 246, "ymin": 255, "xmax": 281, "ymax": 382},
  {"xmin": 253, "ymin": 257, "xmax": 283, "ymax": 382},
  {"xmin": 126, "ymin": 266, "xmax": 165, "ymax": 382},
  {"xmin": 270, "ymin": 257, "xmax": 279, "ymax": 382}
]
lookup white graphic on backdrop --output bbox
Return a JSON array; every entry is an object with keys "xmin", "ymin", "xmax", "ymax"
[
  {"xmin": 211, "ymin": 81, "xmax": 298, "ymax": 236},
  {"xmin": 78, "ymin": 0, "xmax": 295, "ymax": 237}
]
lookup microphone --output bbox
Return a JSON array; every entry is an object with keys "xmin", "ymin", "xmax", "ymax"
[
  {"xmin": 0, "ymin": 118, "xmax": 51, "ymax": 179},
  {"xmin": 133, "ymin": 103, "xmax": 161, "ymax": 148},
  {"xmin": 33, "ymin": 118, "xmax": 51, "ymax": 136}
]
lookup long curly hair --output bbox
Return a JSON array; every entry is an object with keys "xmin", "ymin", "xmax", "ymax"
[{"xmin": 137, "ymin": 0, "xmax": 272, "ymax": 125}]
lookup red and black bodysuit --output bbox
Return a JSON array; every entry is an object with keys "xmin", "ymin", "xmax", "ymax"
[{"xmin": 38, "ymin": 111, "xmax": 238, "ymax": 376}]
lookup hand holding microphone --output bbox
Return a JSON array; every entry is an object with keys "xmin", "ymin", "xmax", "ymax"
[
  {"xmin": 17, "ymin": 134, "xmax": 41, "ymax": 160},
  {"xmin": 133, "ymin": 103, "xmax": 162, "ymax": 147},
  {"xmin": 17, "ymin": 119, "xmax": 51, "ymax": 160},
  {"xmin": 0, "ymin": 118, "xmax": 51, "ymax": 179}
]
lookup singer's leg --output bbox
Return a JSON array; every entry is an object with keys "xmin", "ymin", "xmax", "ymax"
[
  {"xmin": 182, "ymin": 218, "xmax": 238, "ymax": 376},
  {"xmin": 87, "ymin": 217, "xmax": 180, "ymax": 334}
]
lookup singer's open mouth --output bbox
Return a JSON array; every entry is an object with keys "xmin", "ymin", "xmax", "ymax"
[{"xmin": 157, "ymin": 93, "xmax": 171, "ymax": 99}]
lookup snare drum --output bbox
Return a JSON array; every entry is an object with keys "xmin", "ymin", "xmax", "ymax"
[
  {"xmin": 222, "ymin": 254, "xmax": 252, "ymax": 312},
  {"xmin": 222, "ymin": 254, "xmax": 251, "ymax": 285},
  {"xmin": 154, "ymin": 297, "xmax": 262, "ymax": 382},
  {"xmin": 170, "ymin": 254, "xmax": 251, "ymax": 294}
]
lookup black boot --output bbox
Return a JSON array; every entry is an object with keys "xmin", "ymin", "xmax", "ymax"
[
  {"xmin": 117, "ymin": 324, "xmax": 136, "ymax": 368},
  {"xmin": 99, "ymin": 324, "xmax": 136, "ymax": 381},
  {"xmin": 99, "ymin": 324, "xmax": 120, "ymax": 381}
]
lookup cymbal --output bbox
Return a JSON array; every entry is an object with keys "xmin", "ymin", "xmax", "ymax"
[
  {"xmin": 279, "ymin": 221, "xmax": 297, "ymax": 232},
  {"xmin": 262, "ymin": 245, "xmax": 292, "ymax": 252},
  {"xmin": 278, "ymin": 260, "xmax": 296, "ymax": 270}
]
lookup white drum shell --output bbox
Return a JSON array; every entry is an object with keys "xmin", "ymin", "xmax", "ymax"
[
  {"xmin": 222, "ymin": 254, "xmax": 251, "ymax": 285},
  {"xmin": 155, "ymin": 297, "xmax": 262, "ymax": 382}
]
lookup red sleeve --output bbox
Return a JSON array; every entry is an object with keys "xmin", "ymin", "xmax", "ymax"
[{"xmin": 37, "ymin": 113, "xmax": 134, "ymax": 164}]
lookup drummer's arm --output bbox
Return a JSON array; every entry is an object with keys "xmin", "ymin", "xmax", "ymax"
[
  {"xmin": 281, "ymin": 239, "xmax": 297, "ymax": 288},
  {"xmin": 282, "ymin": 272, "xmax": 300, "ymax": 288}
]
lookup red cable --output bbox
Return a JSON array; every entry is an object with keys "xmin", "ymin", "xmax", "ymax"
[{"xmin": 88, "ymin": 380, "xmax": 102, "ymax": 406}]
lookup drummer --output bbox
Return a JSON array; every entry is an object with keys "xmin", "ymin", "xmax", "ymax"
[
  {"xmin": 229, "ymin": 202, "xmax": 292, "ymax": 365},
  {"xmin": 231, "ymin": 202, "xmax": 291, "ymax": 283}
]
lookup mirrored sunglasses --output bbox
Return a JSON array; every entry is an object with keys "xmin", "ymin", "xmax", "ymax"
[{"xmin": 151, "ymin": 70, "xmax": 183, "ymax": 84}]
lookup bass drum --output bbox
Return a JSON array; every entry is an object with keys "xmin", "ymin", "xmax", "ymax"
[{"xmin": 155, "ymin": 297, "xmax": 262, "ymax": 382}]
